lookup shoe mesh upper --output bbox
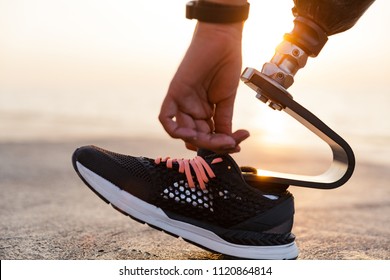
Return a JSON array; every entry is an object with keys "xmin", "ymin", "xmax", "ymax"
[
  {"xmin": 92, "ymin": 147, "xmax": 291, "ymax": 229},
  {"xmin": 94, "ymin": 147, "xmax": 153, "ymax": 185}
]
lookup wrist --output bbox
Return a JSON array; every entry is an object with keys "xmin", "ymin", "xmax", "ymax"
[{"xmin": 196, "ymin": 21, "xmax": 243, "ymax": 40}]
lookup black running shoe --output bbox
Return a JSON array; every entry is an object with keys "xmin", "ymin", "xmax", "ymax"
[{"xmin": 72, "ymin": 145, "xmax": 298, "ymax": 259}]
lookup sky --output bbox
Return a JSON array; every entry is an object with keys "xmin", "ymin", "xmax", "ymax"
[{"xmin": 0, "ymin": 0, "xmax": 389, "ymax": 150}]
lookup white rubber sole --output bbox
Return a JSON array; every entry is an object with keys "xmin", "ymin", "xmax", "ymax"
[{"xmin": 76, "ymin": 161, "xmax": 299, "ymax": 260}]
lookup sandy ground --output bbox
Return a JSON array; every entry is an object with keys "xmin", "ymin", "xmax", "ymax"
[{"xmin": 0, "ymin": 138, "xmax": 389, "ymax": 260}]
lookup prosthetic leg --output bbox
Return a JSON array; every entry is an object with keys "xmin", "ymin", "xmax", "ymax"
[{"xmin": 241, "ymin": 0, "xmax": 375, "ymax": 190}]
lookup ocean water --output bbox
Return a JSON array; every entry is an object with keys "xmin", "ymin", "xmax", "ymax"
[{"xmin": 1, "ymin": 83, "xmax": 389, "ymax": 163}]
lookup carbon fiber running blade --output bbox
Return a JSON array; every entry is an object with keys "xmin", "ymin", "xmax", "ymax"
[{"xmin": 241, "ymin": 67, "xmax": 355, "ymax": 189}]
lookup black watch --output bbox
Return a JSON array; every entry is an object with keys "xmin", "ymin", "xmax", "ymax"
[{"xmin": 186, "ymin": 1, "xmax": 250, "ymax": 24}]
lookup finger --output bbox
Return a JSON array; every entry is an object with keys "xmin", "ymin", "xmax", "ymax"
[
  {"xmin": 212, "ymin": 95, "xmax": 235, "ymax": 136},
  {"xmin": 187, "ymin": 132, "xmax": 237, "ymax": 154},
  {"xmin": 194, "ymin": 119, "xmax": 213, "ymax": 134},
  {"xmin": 186, "ymin": 119, "xmax": 236, "ymax": 152},
  {"xmin": 231, "ymin": 129, "xmax": 250, "ymax": 145},
  {"xmin": 185, "ymin": 142, "xmax": 198, "ymax": 151},
  {"xmin": 159, "ymin": 115, "xmax": 198, "ymax": 140},
  {"xmin": 182, "ymin": 129, "xmax": 245, "ymax": 154},
  {"xmin": 159, "ymin": 100, "xmax": 197, "ymax": 140}
]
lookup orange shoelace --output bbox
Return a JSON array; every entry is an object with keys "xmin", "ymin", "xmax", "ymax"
[{"xmin": 154, "ymin": 156, "xmax": 223, "ymax": 190}]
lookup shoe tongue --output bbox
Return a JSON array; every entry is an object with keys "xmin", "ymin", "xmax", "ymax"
[
  {"xmin": 198, "ymin": 149, "xmax": 243, "ymax": 178},
  {"xmin": 196, "ymin": 149, "xmax": 214, "ymax": 158}
]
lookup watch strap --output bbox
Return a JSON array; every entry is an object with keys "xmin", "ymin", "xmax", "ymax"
[{"xmin": 186, "ymin": 1, "xmax": 250, "ymax": 23}]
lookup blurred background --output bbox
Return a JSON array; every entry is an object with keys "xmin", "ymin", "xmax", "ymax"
[
  {"xmin": 0, "ymin": 0, "xmax": 389, "ymax": 166},
  {"xmin": 1, "ymin": 0, "xmax": 389, "ymax": 260}
]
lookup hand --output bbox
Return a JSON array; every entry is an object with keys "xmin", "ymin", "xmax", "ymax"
[{"xmin": 159, "ymin": 22, "xmax": 250, "ymax": 154}]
